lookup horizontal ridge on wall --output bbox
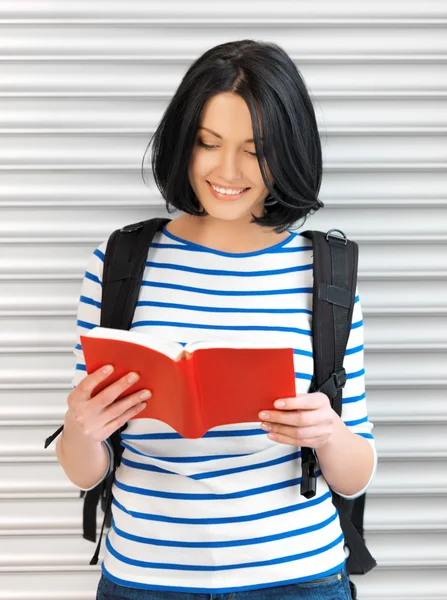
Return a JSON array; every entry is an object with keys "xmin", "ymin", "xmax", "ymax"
[
  {"xmin": 1, "ymin": 525, "xmax": 443, "ymax": 537},
  {"xmin": 1, "ymin": 416, "xmax": 445, "ymax": 427},
  {"xmin": 0, "ymin": 201, "xmax": 445, "ymax": 209},
  {"xmin": 1, "ymin": 272, "xmax": 446, "ymax": 281},
  {"xmin": 0, "ymin": 91, "xmax": 446, "ymax": 99},
  {"xmin": 1, "ymin": 538, "xmax": 445, "ymax": 571},
  {"xmin": 1, "ymin": 340, "xmax": 446, "ymax": 348},
  {"xmin": 0, "ymin": 28, "xmax": 443, "ymax": 57},
  {"xmin": 1, "ymin": 458, "xmax": 446, "ymax": 491},
  {"xmin": 1, "ymin": 416, "xmax": 446, "ymax": 430},
  {"xmin": 0, "ymin": 325, "xmax": 445, "ymax": 335},
  {"xmin": 1, "ymin": 495, "xmax": 444, "ymax": 530},
  {"xmin": 0, "ymin": 0, "xmax": 446, "ymax": 18},
  {"xmin": 1, "ymin": 566, "xmax": 441, "ymax": 576},
  {"xmin": 0, "ymin": 18, "xmax": 447, "ymax": 25},
  {"xmin": 1, "ymin": 66, "xmax": 445, "ymax": 94},
  {"xmin": 0, "ymin": 55, "xmax": 447, "ymax": 63},
  {"xmin": 2, "ymin": 128, "xmax": 446, "ymax": 134},
  {"xmin": 1, "ymin": 428, "xmax": 445, "ymax": 460},
  {"xmin": 1, "ymin": 476, "xmax": 445, "ymax": 500},
  {"xmin": 3, "ymin": 381, "xmax": 439, "ymax": 391},
  {"xmin": 1, "ymin": 163, "xmax": 445, "ymax": 171}
]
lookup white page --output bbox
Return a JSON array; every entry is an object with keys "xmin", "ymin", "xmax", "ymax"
[
  {"xmin": 82, "ymin": 326, "xmax": 184, "ymax": 361},
  {"xmin": 183, "ymin": 339, "xmax": 292, "ymax": 352},
  {"xmin": 83, "ymin": 327, "xmax": 292, "ymax": 360}
]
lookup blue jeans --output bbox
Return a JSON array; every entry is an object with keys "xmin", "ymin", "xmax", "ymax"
[{"xmin": 96, "ymin": 565, "xmax": 352, "ymax": 600}]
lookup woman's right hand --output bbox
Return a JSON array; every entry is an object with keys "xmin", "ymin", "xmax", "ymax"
[{"xmin": 65, "ymin": 365, "xmax": 151, "ymax": 443}]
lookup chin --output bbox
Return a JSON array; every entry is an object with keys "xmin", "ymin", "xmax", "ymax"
[{"xmin": 197, "ymin": 201, "xmax": 259, "ymax": 223}]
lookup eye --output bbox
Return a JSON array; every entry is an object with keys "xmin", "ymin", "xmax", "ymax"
[
  {"xmin": 198, "ymin": 140, "xmax": 216, "ymax": 150},
  {"xmin": 198, "ymin": 139, "xmax": 259, "ymax": 157}
]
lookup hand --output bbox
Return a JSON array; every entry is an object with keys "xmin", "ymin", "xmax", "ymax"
[
  {"xmin": 258, "ymin": 392, "xmax": 336, "ymax": 448},
  {"xmin": 65, "ymin": 365, "xmax": 152, "ymax": 443}
]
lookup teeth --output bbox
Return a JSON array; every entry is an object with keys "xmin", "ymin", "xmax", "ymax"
[{"xmin": 210, "ymin": 183, "xmax": 246, "ymax": 195}]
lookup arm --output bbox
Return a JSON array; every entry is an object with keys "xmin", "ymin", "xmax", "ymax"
[
  {"xmin": 315, "ymin": 414, "xmax": 376, "ymax": 498},
  {"xmin": 56, "ymin": 415, "xmax": 113, "ymax": 491},
  {"xmin": 259, "ymin": 293, "xmax": 377, "ymax": 499},
  {"xmin": 316, "ymin": 293, "xmax": 377, "ymax": 498},
  {"xmin": 56, "ymin": 240, "xmax": 114, "ymax": 491}
]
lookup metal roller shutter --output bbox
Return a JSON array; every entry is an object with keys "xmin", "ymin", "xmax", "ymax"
[{"xmin": 0, "ymin": 2, "xmax": 445, "ymax": 598}]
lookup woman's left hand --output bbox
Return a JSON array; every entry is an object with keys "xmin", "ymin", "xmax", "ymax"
[{"xmin": 258, "ymin": 392, "xmax": 337, "ymax": 448}]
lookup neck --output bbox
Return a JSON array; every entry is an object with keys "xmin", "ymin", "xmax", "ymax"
[{"xmin": 169, "ymin": 214, "xmax": 289, "ymax": 253}]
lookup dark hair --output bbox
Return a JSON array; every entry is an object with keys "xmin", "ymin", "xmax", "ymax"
[{"xmin": 142, "ymin": 39, "xmax": 324, "ymax": 233}]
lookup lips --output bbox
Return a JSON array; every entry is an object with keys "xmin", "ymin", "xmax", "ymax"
[{"xmin": 206, "ymin": 181, "xmax": 250, "ymax": 200}]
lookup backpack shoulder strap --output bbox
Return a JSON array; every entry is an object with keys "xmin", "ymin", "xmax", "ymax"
[
  {"xmin": 298, "ymin": 228, "xmax": 358, "ymax": 499},
  {"xmin": 301, "ymin": 229, "xmax": 376, "ymax": 579},
  {"xmin": 301, "ymin": 228, "xmax": 358, "ymax": 413},
  {"xmin": 100, "ymin": 217, "xmax": 172, "ymax": 330},
  {"xmin": 85, "ymin": 217, "xmax": 171, "ymax": 564}
]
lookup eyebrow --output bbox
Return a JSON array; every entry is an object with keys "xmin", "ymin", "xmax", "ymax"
[{"xmin": 198, "ymin": 126, "xmax": 262, "ymax": 143}]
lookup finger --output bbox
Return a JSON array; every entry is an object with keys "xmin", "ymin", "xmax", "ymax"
[
  {"xmin": 99, "ymin": 389, "xmax": 151, "ymax": 426},
  {"xmin": 94, "ymin": 371, "xmax": 143, "ymax": 411},
  {"xmin": 272, "ymin": 392, "xmax": 328, "ymax": 411},
  {"xmin": 265, "ymin": 431, "xmax": 299, "ymax": 446},
  {"xmin": 262, "ymin": 422, "xmax": 325, "ymax": 444},
  {"xmin": 69, "ymin": 368, "xmax": 143, "ymax": 428},
  {"xmin": 101, "ymin": 400, "xmax": 148, "ymax": 439},
  {"xmin": 259, "ymin": 409, "xmax": 322, "ymax": 428},
  {"xmin": 267, "ymin": 430, "xmax": 326, "ymax": 448},
  {"xmin": 74, "ymin": 364, "xmax": 119, "ymax": 403},
  {"xmin": 69, "ymin": 389, "xmax": 150, "ymax": 440}
]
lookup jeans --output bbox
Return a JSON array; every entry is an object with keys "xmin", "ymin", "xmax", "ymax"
[{"xmin": 96, "ymin": 565, "xmax": 352, "ymax": 600}]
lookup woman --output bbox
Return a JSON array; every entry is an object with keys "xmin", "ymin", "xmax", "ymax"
[{"xmin": 56, "ymin": 39, "xmax": 376, "ymax": 599}]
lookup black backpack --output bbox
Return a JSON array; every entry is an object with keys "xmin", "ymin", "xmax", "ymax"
[{"xmin": 45, "ymin": 217, "xmax": 376, "ymax": 597}]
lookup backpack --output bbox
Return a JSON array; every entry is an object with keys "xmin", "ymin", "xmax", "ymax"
[{"xmin": 45, "ymin": 216, "xmax": 376, "ymax": 597}]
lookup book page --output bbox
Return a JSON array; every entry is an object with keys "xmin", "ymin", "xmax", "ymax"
[
  {"xmin": 191, "ymin": 346, "xmax": 296, "ymax": 435},
  {"xmin": 184, "ymin": 338, "xmax": 292, "ymax": 353},
  {"xmin": 83, "ymin": 327, "xmax": 184, "ymax": 361}
]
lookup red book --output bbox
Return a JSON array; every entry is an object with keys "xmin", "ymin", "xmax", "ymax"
[{"xmin": 80, "ymin": 328, "xmax": 296, "ymax": 438}]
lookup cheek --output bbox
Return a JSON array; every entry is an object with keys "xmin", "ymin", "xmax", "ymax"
[{"xmin": 189, "ymin": 152, "xmax": 215, "ymax": 179}]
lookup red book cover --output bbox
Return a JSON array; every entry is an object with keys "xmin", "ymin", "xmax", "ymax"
[{"xmin": 80, "ymin": 328, "xmax": 296, "ymax": 438}]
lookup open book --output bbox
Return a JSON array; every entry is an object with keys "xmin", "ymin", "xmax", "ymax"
[{"xmin": 80, "ymin": 327, "xmax": 296, "ymax": 438}]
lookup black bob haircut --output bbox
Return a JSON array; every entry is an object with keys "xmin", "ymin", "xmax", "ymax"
[{"xmin": 142, "ymin": 39, "xmax": 324, "ymax": 233}]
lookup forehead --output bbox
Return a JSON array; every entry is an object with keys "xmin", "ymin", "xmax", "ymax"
[{"xmin": 198, "ymin": 92, "xmax": 262, "ymax": 140}]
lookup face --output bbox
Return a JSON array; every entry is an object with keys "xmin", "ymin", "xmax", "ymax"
[{"xmin": 188, "ymin": 92, "xmax": 272, "ymax": 224}]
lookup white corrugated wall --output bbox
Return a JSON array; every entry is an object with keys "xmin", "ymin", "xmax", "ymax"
[{"xmin": 0, "ymin": 1, "xmax": 446, "ymax": 598}]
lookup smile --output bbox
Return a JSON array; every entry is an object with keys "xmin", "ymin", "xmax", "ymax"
[{"xmin": 207, "ymin": 181, "xmax": 250, "ymax": 200}]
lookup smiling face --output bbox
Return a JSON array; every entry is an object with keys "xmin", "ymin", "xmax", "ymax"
[{"xmin": 188, "ymin": 92, "xmax": 272, "ymax": 224}]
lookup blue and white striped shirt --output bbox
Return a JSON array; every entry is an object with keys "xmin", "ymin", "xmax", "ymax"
[{"xmin": 72, "ymin": 225, "xmax": 376, "ymax": 593}]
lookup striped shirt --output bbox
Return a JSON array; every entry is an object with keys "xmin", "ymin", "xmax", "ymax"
[{"xmin": 71, "ymin": 225, "xmax": 377, "ymax": 593}]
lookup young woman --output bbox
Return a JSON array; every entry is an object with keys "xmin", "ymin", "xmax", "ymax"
[{"xmin": 56, "ymin": 39, "xmax": 376, "ymax": 600}]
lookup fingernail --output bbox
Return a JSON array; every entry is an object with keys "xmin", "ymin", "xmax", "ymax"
[
  {"xmin": 103, "ymin": 365, "xmax": 114, "ymax": 374},
  {"xmin": 259, "ymin": 412, "xmax": 269, "ymax": 420},
  {"xmin": 260, "ymin": 423, "xmax": 271, "ymax": 431},
  {"xmin": 274, "ymin": 400, "xmax": 285, "ymax": 408},
  {"xmin": 127, "ymin": 372, "xmax": 139, "ymax": 384},
  {"xmin": 139, "ymin": 390, "xmax": 151, "ymax": 400},
  {"xmin": 138, "ymin": 403, "xmax": 147, "ymax": 411}
]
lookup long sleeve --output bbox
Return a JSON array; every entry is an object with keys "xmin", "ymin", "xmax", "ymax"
[
  {"xmin": 336, "ymin": 290, "xmax": 377, "ymax": 499},
  {"xmin": 70, "ymin": 240, "xmax": 115, "ymax": 489}
]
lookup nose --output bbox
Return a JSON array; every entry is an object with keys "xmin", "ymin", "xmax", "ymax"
[{"xmin": 218, "ymin": 149, "xmax": 242, "ymax": 182}]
